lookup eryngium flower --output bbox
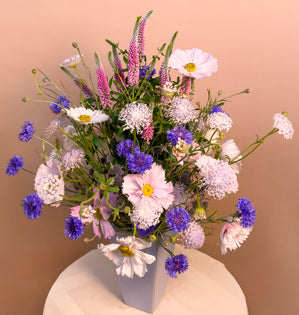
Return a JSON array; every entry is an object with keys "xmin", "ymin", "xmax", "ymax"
[
  {"xmin": 273, "ymin": 113, "xmax": 294, "ymax": 140},
  {"xmin": 116, "ymin": 139, "xmax": 140, "ymax": 158},
  {"xmin": 167, "ymin": 126, "xmax": 193, "ymax": 145},
  {"xmin": 165, "ymin": 254, "xmax": 189, "ymax": 278},
  {"xmin": 49, "ymin": 95, "xmax": 70, "ymax": 114},
  {"xmin": 167, "ymin": 97, "xmax": 197, "ymax": 124},
  {"xmin": 237, "ymin": 198, "xmax": 256, "ymax": 228},
  {"xmin": 195, "ymin": 155, "xmax": 239, "ymax": 200},
  {"xmin": 18, "ymin": 121, "xmax": 35, "ymax": 142},
  {"xmin": 22, "ymin": 193, "xmax": 44, "ymax": 220},
  {"xmin": 64, "ymin": 216, "xmax": 84, "ymax": 240},
  {"xmin": 6, "ymin": 155, "xmax": 24, "ymax": 176},
  {"xmin": 127, "ymin": 151, "xmax": 153, "ymax": 174},
  {"xmin": 177, "ymin": 221, "xmax": 205, "ymax": 249},
  {"xmin": 166, "ymin": 207, "xmax": 191, "ymax": 232},
  {"xmin": 207, "ymin": 112, "xmax": 233, "ymax": 132}
]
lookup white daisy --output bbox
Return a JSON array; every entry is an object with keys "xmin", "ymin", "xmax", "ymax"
[
  {"xmin": 273, "ymin": 112, "xmax": 294, "ymax": 140},
  {"xmin": 66, "ymin": 107, "xmax": 109, "ymax": 125},
  {"xmin": 60, "ymin": 54, "xmax": 82, "ymax": 68},
  {"xmin": 169, "ymin": 48, "xmax": 218, "ymax": 80},
  {"xmin": 99, "ymin": 236, "xmax": 156, "ymax": 278}
]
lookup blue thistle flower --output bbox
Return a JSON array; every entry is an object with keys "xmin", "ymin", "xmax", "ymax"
[
  {"xmin": 6, "ymin": 155, "xmax": 24, "ymax": 176},
  {"xmin": 64, "ymin": 216, "xmax": 84, "ymax": 240},
  {"xmin": 127, "ymin": 151, "xmax": 153, "ymax": 174},
  {"xmin": 22, "ymin": 193, "xmax": 44, "ymax": 220},
  {"xmin": 165, "ymin": 207, "xmax": 191, "ymax": 232},
  {"xmin": 18, "ymin": 121, "xmax": 35, "ymax": 142},
  {"xmin": 237, "ymin": 198, "xmax": 256, "ymax": 227},
  {"xmin": 167, "ymin": 126, "xmax": 193, "ymax": 145},
  {"xmin": 165, "ymin": 254, "xmax": 189, "ymax": 278}
]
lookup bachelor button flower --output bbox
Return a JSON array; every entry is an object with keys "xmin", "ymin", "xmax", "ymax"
[
  {"xmin": 167, "ymin": 126, "xmax": 193, "ymax": 145},
  {"xmin": 177, "ymin": 221, "xmax": 205, "ymax": 249},
  {"xmin": 167, "ymin": 97, "xmax": 197, "ymax": 124},
  {"xmin": 273, "ymin": 113, "xmax": 294, "ymax": 140},
  {"xmin": 60, "ymin": 54, "xmax": 81, "ymax": 68},
  {"xmin": 169, "ymin": 48, "xmax": 217, "ymax": 80},
  {"xmin": 64, "ymin": 216, "xmax": 84, "ymax": 240},
  {"xmin": 119, "ymin": 102, "xmax": 152, "ymax": 134},
  {"xmin": 22, "ymin": 193, "xmax": 44, "ymax": 220},
  {"xmin": 66, "ymin": 107, "xmax": 109, "ymax": 125},
  {"xmin": 207, "ymin": 111, "xmax": 232, "ymax": 132},
  {"xmin": 166, "ymin": 207, "xmax": 191, "ymax": 233},
  {"xmin": 18, "ymin": 121, "xmax": 35, "ymax": 142},
  {"xmin": 237, "ymin": 198, "xmax": 256, "ymax": 228},
  {"xmin": 139, "ymin": 65, "xmax": 156, "ymax": 80},
  {"xmin": 210, "ymin": 105, "xmax": 225, "ymax": 114},
  {"xmin": 116, "ymin": 139, "xmax": 140, "ymax": 158},
  {"xmin": 136, "ymin": 224, "xmax": 157, "ymax": 238},
  {"xmin": 62, "ymin": 149, "xmax": 85, "ymax": 171},
  {"xmin": 49, "ymin": 95, "xmax": 70, "ymax": 114},
  {"xmin": 6, "ymin": 155, "xmax": 24, "ymax": 176},
  {"xmin": 165, "ymin": 254, "xmax": 189, "ymax": 278},
  {"xmin": 127, "ymin": 151, "xmax": 153, "ymax": 174}
]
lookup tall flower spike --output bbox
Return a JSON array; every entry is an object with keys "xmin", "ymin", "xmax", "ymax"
[
  {"xmin": 95, "ymin": 53, "xmax": 111, "ymax": 108},
  {"xmin": 138, "ymin": 10, "xmax": 153, "ymax": 56},
  {"xmin": 112, "ymin": 45, "xmax": 126, "ymax": 90},
  {"xmin": 180, "ymin": 76, "xmax": 191, "ymax": 96},
  {"xmin": 128, "ymin": 17, "xmax": 141, "ymax": 87}
]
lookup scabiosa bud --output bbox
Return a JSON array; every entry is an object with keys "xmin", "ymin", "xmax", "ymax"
[
  {"xmin": 166, "ymin": 207, "xmax": 191, "ymax": 232},
  {"xmin": 237, "ymin": 198, "xmax": 256, "ymax": 228},
  {"xmin": 18, "ymin": 121, "xmax": 35, "ymax": 142},
  {"xmin": 6, "ymin": 155, "xmax": 24, "ymax": 176},
  {"xmin": 165, "ymin": 254, "xmax": 189, "ymax": 278},
  {"xmin": 22, "ymin": 193, "xmax": 44, "ymax": 220},
  {"xmin": 64, "ymin": 216, "xmax": 84, "ymax": 240}
]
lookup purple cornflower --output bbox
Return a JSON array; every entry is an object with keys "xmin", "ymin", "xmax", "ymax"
[
  {"xmin": 165, "ymin": 207, "xmax": 190, "ymax": 232},
  {"xmin": 167, "ymin": 126, "xmax": 193, "ymax": 146},
  {"xmin": 210, "ymin": 105, "xmax": 226, "ymax": 114},
  {"xmin": 237, "ymin": 198, "xmax": 256, "ymax": 228},
  {"xmin": 49, "ymin": 95, "xmax": 70, "ymax": 114},
  {"xmin": 127, "ymin": 151, "xmax": 153, "ymax": 174},
  {"xmin": 6, "ymin": 155, "xmax": 24, "ymax": 176},
  {"xmin": 116, "ymin": 140, "xmax": 140, "ymax": 158},
  {"xmin": 18, "ymin": 121, "xmax": 35, "ymax": 142},
  {"xmin": 64, "ymin": 216, "xmax": 84, "ymax": 240},
  {"xmin": 139, "ymin": 66, "xmax": 156, "ymax": 80},
  {"xmin": 22, "ymin": 193, "xmax": 44, "ymax": 220},
  {"xmin": 165, "ymin": 254, "xmax": 189, "ymax": 278}
]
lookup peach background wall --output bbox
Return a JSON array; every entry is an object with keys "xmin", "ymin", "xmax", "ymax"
[{"xmin": 1, "ymin": 0, "xmax": 298, "ymax": 314}]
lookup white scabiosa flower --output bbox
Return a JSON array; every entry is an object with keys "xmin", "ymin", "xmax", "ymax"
[
  {"xmin": 177, "ymin": 221, "xmax": 205, "ymax": 249},
  {"xmin": 220, "ymin": 139, "xmax": 242, "ymax": 174},
  {"xmin": 60, "ymin": 54, "xmax": 82, "ymax": 68},
  {"xmin": 167, "ymin": 97, "xmax": 198, "ymax": 124},
  {"xmin": 195, "ymin": 155, "xmax": 238, "ymax": 200},
  {"xmin": 62, "ymin": 149, "xmax": 85, "ymax": 171},
  {"xmin": 207, "ymin": 112, "xmax": 233, "ymax": 132},
  {"xmin": 220, "ymin": 218, "xmax": 253, "ymax": 255},
  {"xmin": 66, "ymin": 107, "xmax": 109, "ymax": 125},
  {"xmin": 273, "ymin": 113, "xmax": 294, "ymax": 140},
  {"xmin": 99, "ymin": 236, "xmax": 156, "ymax": 278},
  {"xmin": 119, "ymin": 102, "xmax": 152, "ymax": 134},
  {"xmin": 203, "ymin": 128, "xmax": 220, "ymax": 144}
]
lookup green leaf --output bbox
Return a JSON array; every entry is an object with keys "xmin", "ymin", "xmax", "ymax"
[
  {"xmin": 107, "ymin": 177, "xmax": 115, "ymax": 186},
  {"xmin": 94, "ymin": 171, "xmax": 106, "ymax": 184},
  {"xmin": 108, "ymin": 187, "xmax": 119, "ymax": 193}
]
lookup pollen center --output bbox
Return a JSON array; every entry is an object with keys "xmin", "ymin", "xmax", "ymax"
[
  {"xmin": 119, "ymin": 246, "xmax": 135, "ymax": 257},
  {"xmin": 79, "ymin": 114, "xmax": 91, "ymax": 122},
  {"xmin": 142, "ymin": 184, "xmax": 153, "ymax": 197},
  {"xmin": 184, "ymin": 63, "xmax": 196, "ymax": 72}
]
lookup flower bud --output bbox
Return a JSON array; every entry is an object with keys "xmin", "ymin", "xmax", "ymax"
[
  {"xmin": 22, "ymin": 97, "xmax": 29, "ymax": 102},
  {"xmin": 124, "ymin": 206, "xmax": 131, "ymax": 214},
  {"xmin": 149, "ymin": 235, "xmax": 156, "ymax": 242},
  {"xmin": 194, "ymin": 206, "xmax": 206, "ymax": 220},
  {"xmin": 99, "ymin": 183, "xmax": 107, "ymax": 190},
  {"xmin": 282, "ymin": 112, "xmax": 288, "ymax": 117},
  {"xmin": 218, "ymin": 90, "xmax": 222, "ymax": 95},
  {"xmin": 31, "ymin": 68, "xmax": 37, "ymax": 75},
  {"xmin": 244, "ymin": 89, "xmax": 250, "ymax": 93},
  {"xmin": 72, "ymin": 42, "xmax": 79, "ymax": 48}
]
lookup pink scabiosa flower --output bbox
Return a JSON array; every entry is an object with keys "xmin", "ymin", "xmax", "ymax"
[
  {"xmin": 127, "ymin": 17, "xmax": 140, "ymax": 87},
  {"xmin": 220, "ymin": 218, "xmax": 253, "ymax": 255},
  {"xmin": 138, "ymin": 10, "xmax": 153, "ymax": 56},
  {"xmin": 122, "ymin": 163, "xmax": 174, "ymax": 229},
  {"xmin": 169, "ymin": 48, "xmax": 217, "ymax": 80},
  {"xmin": 273, "ymin": 112, "xmax": 294, "ymax": 140},
  {"xmin": 95, "ymin": 53, "xmax": 111, "ymax": 108},
  {"xmin": 34, "ymin": 158, "xmax": 64, "ymax": 207},
  {"xmin": 177, "ymin": 221, "xmax": 205, "ymax": 249},
  {"xmin": 220, "ymin": 139, "xmax": 242, "ymax": 174}
]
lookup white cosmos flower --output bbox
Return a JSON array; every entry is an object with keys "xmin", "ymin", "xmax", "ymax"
[
  {"xmin": 60, "ymin": 54, "xmax": 82, "ymax": 68},
  {"xmin": 99, "ymin": 236, "xmax": 156, "ymax": 278},
  {"xmin": 66, "ymin": 107, "xmax": 109, "ymax": 125}
]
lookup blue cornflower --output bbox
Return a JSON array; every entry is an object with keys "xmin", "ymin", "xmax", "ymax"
[
  {"xmin": 139, "ymin": 65, "xmax": 156, "ymax": 80},
  {"xmin": 136, "ymin": 224, "xmax": 157, "ymax": 238},
  {"xmin": 116, "ymin": 139, "xmax": 140, "ymax": 158},
  {"xmin": 166, "ymin": 126, "xmax": 193, "ymax": 146},
  {"xmin": 64, "ymin": 216, "xmax": 84, "ymax": 240},
  {"xmin": 237, "ymin": 198, "xmax": 256, "ymax": 227},
  {"xmin": 165, "ymin": 207, "xmax": 191, "ymax": 232},
  {"xmin": 22, "ymin": 193, "xmax": 44, "ymax": 220},
  {"xmin": 49, "ymin": 95, "xmax": 70, "ymax": 114},
  {"xmin": 6, "ymin": 155, "xmax": 24, "ymax": 176},
  {"xmin": 127, "ymin": 151, "xmax": 153, "ymax": 174},
  {"xmin": 165, "ymin": 254, "xmax": 189, "ymax": 278},
  {"xmin": 210, "ymin": 105, "xmax": 225, "ymax": 114},
  {"xmin": 18, "ymin": 121, "xmax": 35, "ymax": 142}
]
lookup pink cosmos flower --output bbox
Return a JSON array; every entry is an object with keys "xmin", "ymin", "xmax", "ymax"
[
  {"xmin": 220, "ymin": 218, "xmax": 253, "ymax": 255},
  {"xmin": 169, "ymin": 48, "xmax": 217, "ymax": 80}
]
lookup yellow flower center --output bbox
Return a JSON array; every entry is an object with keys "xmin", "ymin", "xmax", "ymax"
[
  {"xmin": 79, "ymin": 114, "xmax": 91, "ymax": 122},
  {"xmin": 119, "ymin": 246, "xmax": 135, "ymax": 257},
  {"xmin": 142, "ymin": 184, "xmax": 153, "ymax": 197},
  {"xmin": 93, "ymin": 208, "xmax": 103, "ymax": 220},
  {"xmin": 184, "ymin": 63, "xmax": 196, "ymax": 72}
]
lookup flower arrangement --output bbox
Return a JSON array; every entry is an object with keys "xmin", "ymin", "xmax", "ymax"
[{"xmin": 7, "ymin": 10, "xmax": 294, "ymax": 280}]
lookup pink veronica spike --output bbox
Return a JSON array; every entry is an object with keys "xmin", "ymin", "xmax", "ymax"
[
  {"xmin": 95, "ymin": 53, "xmax": 111, "ymax": 108},
  {"xmin": 138, "ymin": 10, "xmax": 153, "ymax": 56},
  {"xmin": 112, "ymin": 45, "xmax": 126, "ymax": 90}
]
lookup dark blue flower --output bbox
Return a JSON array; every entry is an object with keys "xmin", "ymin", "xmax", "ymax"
[
  {"xmin": 127, "ymin": 151, "xmax": 153, "ymax": 174},
  {"xmin": 18, "ymin": 121, "xmax": 35, "ymax": 142},
  {"xmin": 165, "ymin": 254, "xmax": 189, "ymax": 278},
  {"xmin": 6, "ymin": 155, "xmax": 24, "ymax": 176},
  {"xmin": 22, "ymin": 193, "xmax": 44, "ymax": 219},
  {"xmin": 136, "ymin": 224, "xmax": 157, "ymax": 238},
  {"xmin": 139, "ymin": 65, "xmax": 156, "ymax": 80},
  {"xmin": 237, "ymin": 198, "xmax": 256, "ymax": 228},
  {"xmin": 49, "ymin": 95, "xmax": 70, "ymax": 114},
  {"xmin": 64, "ymin": 216, "xmax": 84, "ymax": 240},
  {"xmin": 167, "ymin": 126, "xmax": 193, "ymax": 145},
  {"xmin": 116, "ymin": 139, "xmax": 140, "ymax": 158},
  {"xmin": 210, "ymin": 105, "xmax": 229, "ymax": 116},
  {"xmin": 166, "ymin": 207, "xmax": 190, "ymax": 232}
]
